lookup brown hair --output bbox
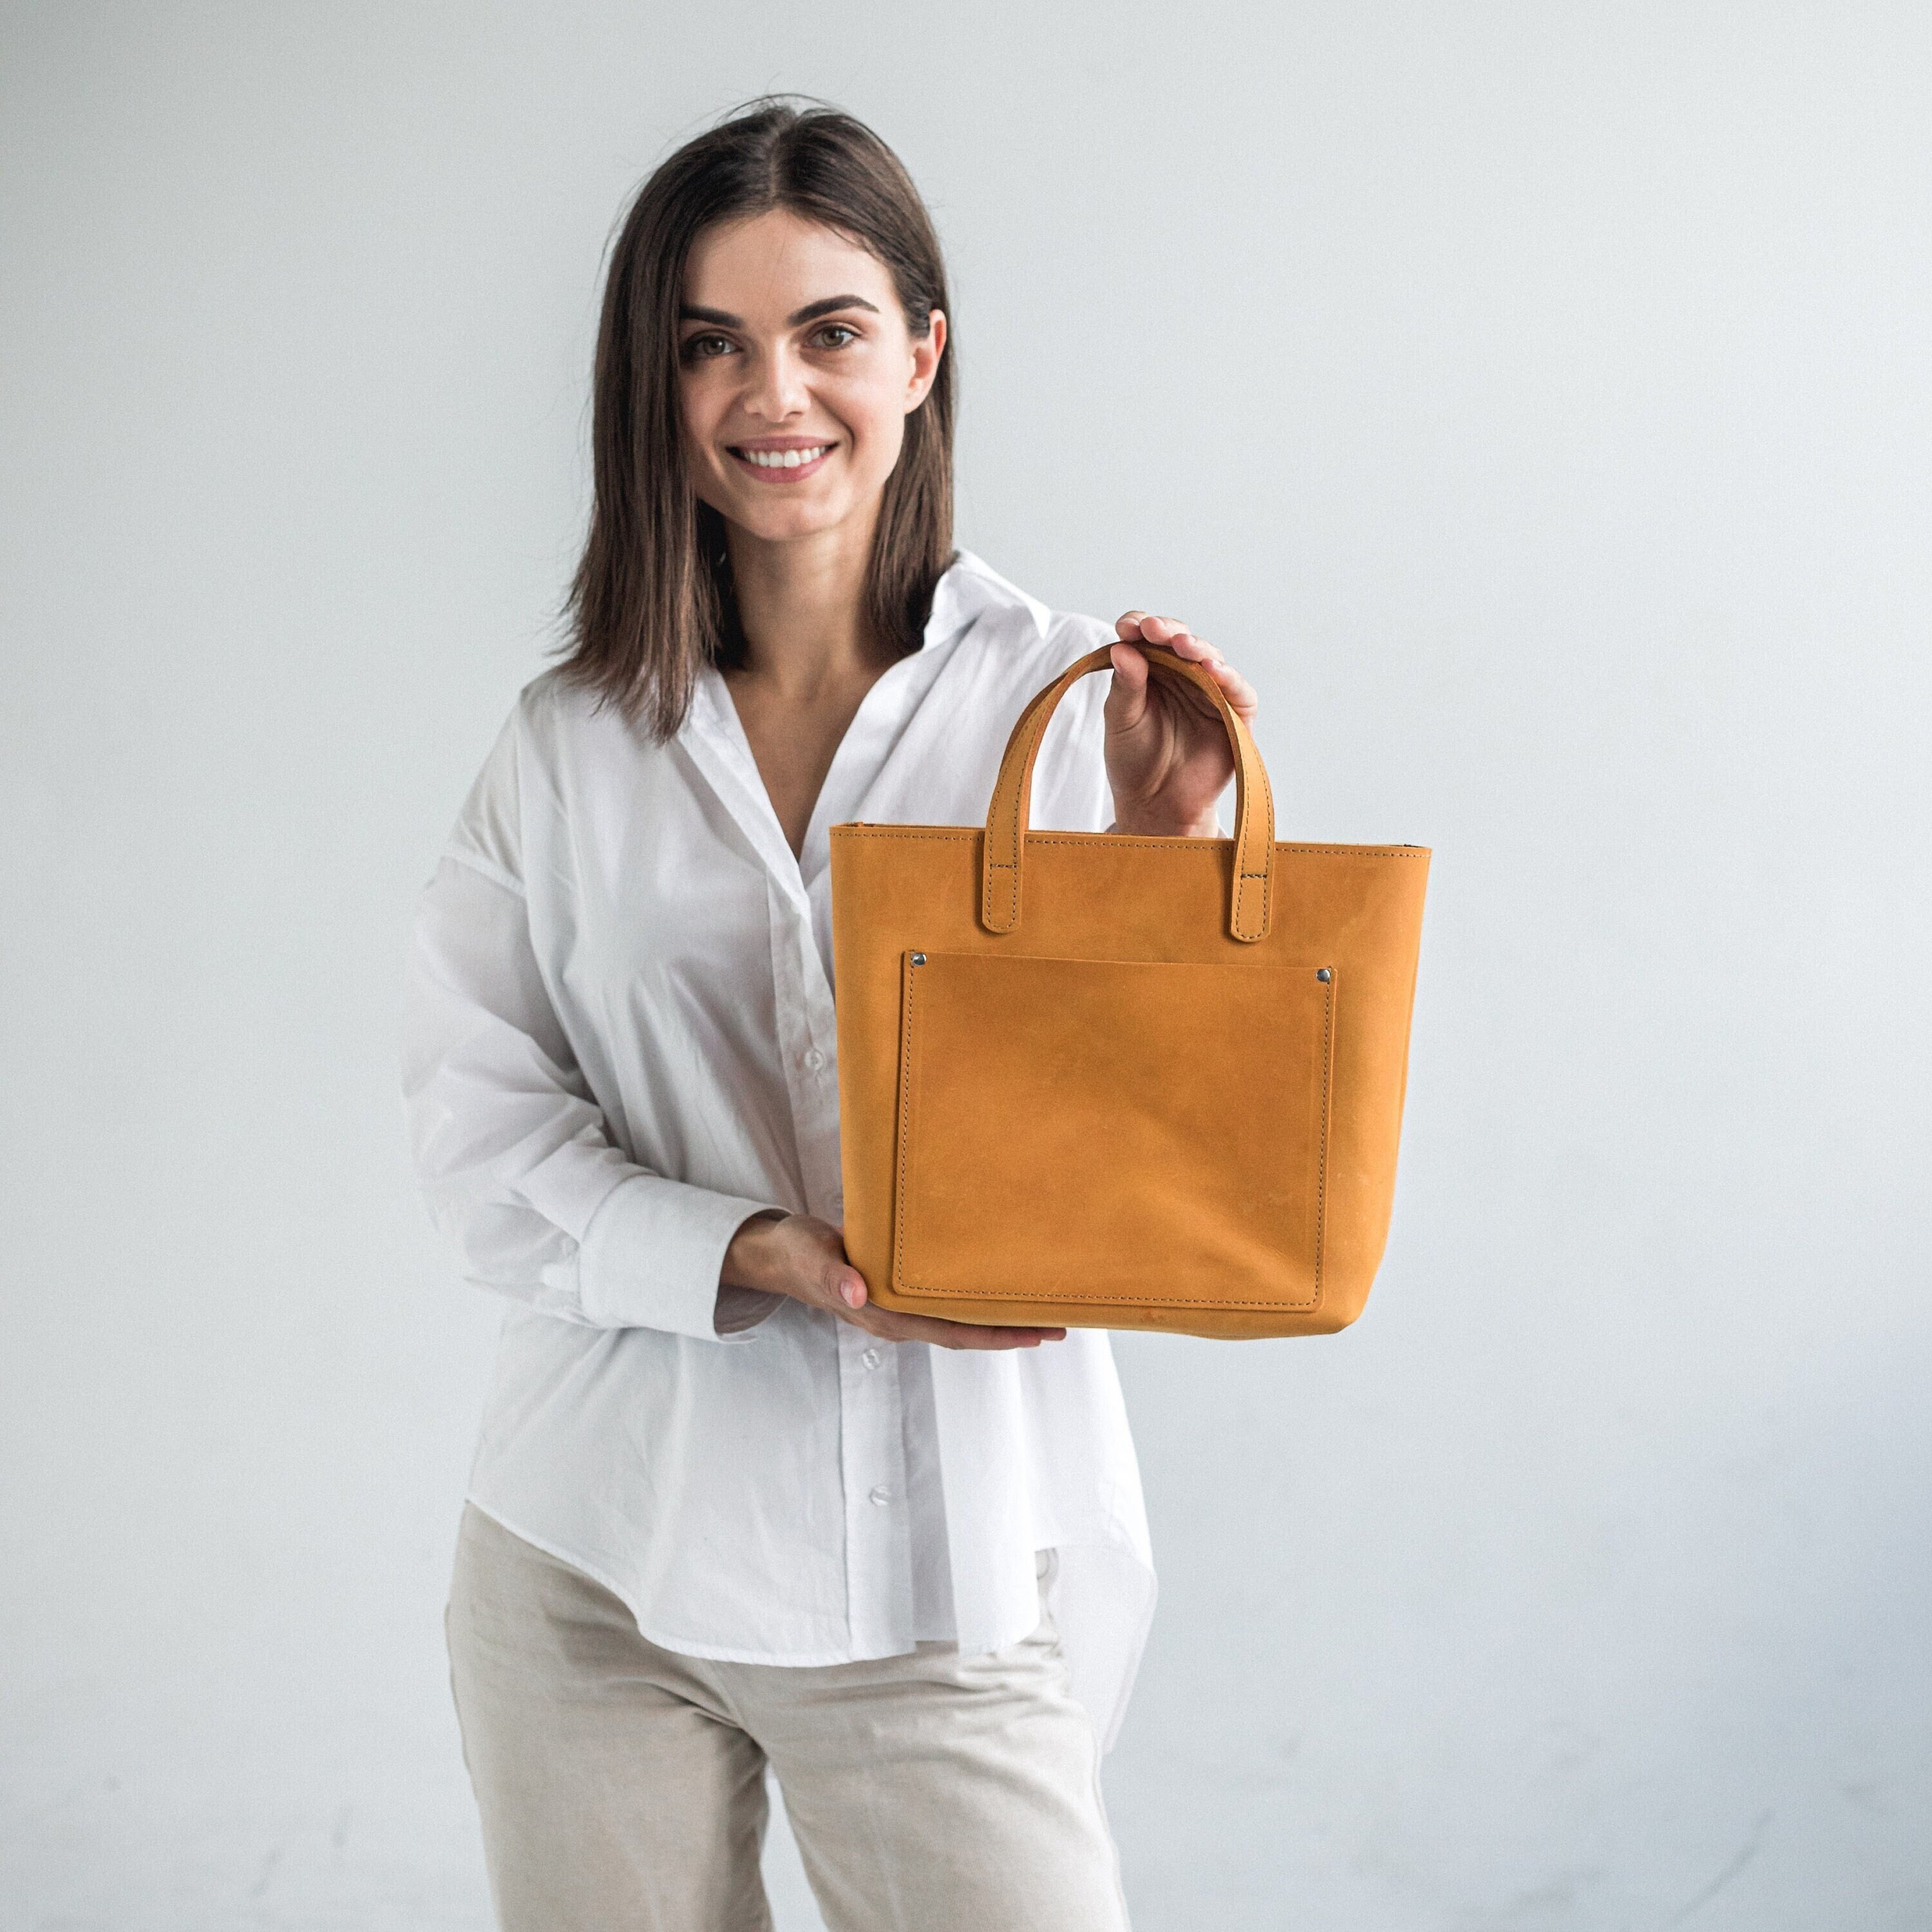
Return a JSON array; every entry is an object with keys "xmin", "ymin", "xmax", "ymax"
[{"xmin": 558, "ymin": 99, "xmax": 956, "ymax": 740}]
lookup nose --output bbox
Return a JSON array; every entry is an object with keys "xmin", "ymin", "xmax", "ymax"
[{"xmin": 743, "ymin": 340, "xmax": 808, "ymax": 422}]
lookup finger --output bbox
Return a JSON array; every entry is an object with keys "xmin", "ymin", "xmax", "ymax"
[
  {"xmin": 1138, "ymin": 620, "xmax": 1235, "ymax": 693},
  {"xmin": 929, "ymin": 1322, "xmax": 1068, "ymax": 1350},
  {"xmin": 1198, "ymin": 654, "xmax": 1258, "ymax": 719},
  {"xmin": 1162, "ymin": 630, "xmax": 1218, "ymax": 663},
  {"xmin": 1124, "ymin": 643, "xmax": 1224, "ymax": 728},
  {"xmin": 1153, "ymin": 638, "xmax": 1255, "ymax": 722},
  {"xmin": 851, "ymin": 1307, "xmax": 1065, "ymax": 1350},
  {"xmin": 1139, "ymin": 614, "xmax": 1185, "ymax": 648},
  {"xmin": 1121, "ymin": 611, "xmax": 1205, "ymax": 650}
]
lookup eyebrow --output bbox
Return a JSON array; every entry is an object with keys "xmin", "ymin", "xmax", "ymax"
[{"xmin": 678, "ymin": 294, "xmax": 882, "ymax": 328}]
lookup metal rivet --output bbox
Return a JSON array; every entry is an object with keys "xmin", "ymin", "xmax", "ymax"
[
  {"xmin": 1316, "ymin": 967, "xmax": 1332, "ymax": 982},
  {"xmin": 911, "ymin": 952, "xmax": 927, "ymax": 966}
]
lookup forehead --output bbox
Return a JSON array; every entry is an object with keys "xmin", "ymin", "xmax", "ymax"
[{"xmin": 681, "ymin": 207, "xmax": 896, "ymax": 316}]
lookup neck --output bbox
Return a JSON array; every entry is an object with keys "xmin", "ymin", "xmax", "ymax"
[{"xmin": 724, "ymin": 505, "xmax": 887, "ymax": 698}]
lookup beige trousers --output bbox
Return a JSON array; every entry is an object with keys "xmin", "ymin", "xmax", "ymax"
[{"xmin": 445, "ymin": 1504, "xmax": 1131, "ymax": 1932}]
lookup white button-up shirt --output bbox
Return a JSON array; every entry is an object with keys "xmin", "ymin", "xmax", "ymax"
[{"xmin": 402, "ymin": 551, "xmax": 1155, "ymax": 1747}]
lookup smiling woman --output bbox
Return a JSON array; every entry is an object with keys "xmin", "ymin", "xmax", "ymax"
[
  {"xmin": 678, "ymin": 243, "xmax": 941, "ymax": 506},
  {"xmin": 564, "ymin": 108, "xmax": 954, "ymax": 745},
  {"xmin": 404, "ymin": 97, "xmax": 1255, "ymax": 1932},
  {"xmin": 673, "ymin": 209, "xmax": 953, "ymax": 851}
]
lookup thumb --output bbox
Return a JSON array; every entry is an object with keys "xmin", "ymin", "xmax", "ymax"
[
  {"xmin": 1105, "ymin": 641, "xmax": 1152, "ymax": 732},
  {"xmin": 822, "ymin": 1224, "xmax": 867, "ymax": 1308},
  {"xmin": 828, "ymin": 1257, "xmax": 867, "ymax": 1309}
]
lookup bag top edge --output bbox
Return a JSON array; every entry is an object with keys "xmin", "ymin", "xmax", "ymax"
[{"xmin": 829, "ymin": 823, "xmax": 1431, "ymax": 860}]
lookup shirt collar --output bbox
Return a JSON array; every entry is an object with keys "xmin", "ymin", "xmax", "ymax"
[
  {"xmin": 680, "ymin": 549, "xmax": 1005, "ymax": 748},
  {"xmin": 676, "ymin": 552, "xmax": 1005, "ymax": 910}
]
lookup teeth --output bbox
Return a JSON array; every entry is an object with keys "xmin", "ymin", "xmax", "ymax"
[{"xmin": 741, "ymin": 445, "xmax": 828, "ymax": 469}]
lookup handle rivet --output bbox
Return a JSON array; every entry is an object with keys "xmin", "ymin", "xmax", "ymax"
[
  {"xmin": 911, "ymin": 952, "xmax": 927, "ymax": 966},
  {"xmin": 1316, "ymin": 967, "xmax": 1332, "ymax": 982}
]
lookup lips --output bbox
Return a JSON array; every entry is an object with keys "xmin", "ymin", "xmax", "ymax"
[{"xmin": 729, "ymin": 440, "xmax": 834, "ymax": 482}]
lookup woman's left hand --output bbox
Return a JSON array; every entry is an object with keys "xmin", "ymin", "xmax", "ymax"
[{"xmin": 1103, "ymin": 612, "xmax": 1258, "ymax": 837}]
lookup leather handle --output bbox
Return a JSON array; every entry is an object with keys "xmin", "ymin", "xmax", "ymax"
[{"xmin": 980, "ymin": 641, "xmax": 1276, "ymax": 942}]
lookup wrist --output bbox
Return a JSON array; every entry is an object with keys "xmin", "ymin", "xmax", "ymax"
[
  {"xmin": 1110, "ymin": 802, "xmax": 1223, "ymax": 838},
  {"xmin": 721, "ymin": 1209, "xmax": 790, "ymax": 1294}
]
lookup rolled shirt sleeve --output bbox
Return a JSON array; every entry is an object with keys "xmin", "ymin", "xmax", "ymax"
[{"xmin": 575, "ymin": 1176, "xmax": 783, "ymax": 1333}]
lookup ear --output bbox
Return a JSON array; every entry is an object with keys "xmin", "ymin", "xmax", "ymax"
[{"xmin": 905, "ymin": 309, "xmax": 947, "ymax": 413}]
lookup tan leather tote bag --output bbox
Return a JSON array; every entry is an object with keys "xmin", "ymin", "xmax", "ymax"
[{"xmin": 829, "ymin": 642, "xmax": 1430, "ymax": 1340}]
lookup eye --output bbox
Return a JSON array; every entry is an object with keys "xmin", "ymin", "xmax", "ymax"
[
  {"xmin": 811, "ymin": 323, "xmax": 860, "ymax": 349},
  {"xmin": 681, "ymin": 332, "xmax": 734, "ymax": 362}
]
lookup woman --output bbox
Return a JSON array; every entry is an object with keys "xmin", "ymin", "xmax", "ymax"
[{"xmin": 402, "ymin": 99, "xmax": 1258, "ymax": 1932}]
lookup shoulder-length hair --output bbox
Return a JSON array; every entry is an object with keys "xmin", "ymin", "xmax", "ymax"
[{"xmin": 558, "ymin": 99, "xmax": 956, "ymax": 741}]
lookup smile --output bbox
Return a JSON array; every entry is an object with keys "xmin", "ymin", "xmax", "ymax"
[{"xmin": 730, "ymin": 442, "xmax": 833, "ymax": 480}]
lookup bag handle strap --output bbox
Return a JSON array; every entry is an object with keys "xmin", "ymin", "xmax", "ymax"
[{"xmin": 980, "ymin": 641, "xmax": 1276, "ymax": 942}]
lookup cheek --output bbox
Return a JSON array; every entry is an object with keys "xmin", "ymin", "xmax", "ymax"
[
  {"xmin": 677, "ymin": 371, "xmax": 727, "ymax": 452},
  {"xmin": 832, "ymin": 374, "xmax": 911, "ymax": 474}
]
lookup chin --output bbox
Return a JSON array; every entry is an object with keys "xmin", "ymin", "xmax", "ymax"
[{"xmin": 724, "ymin": 495, "xmax": 851, "ymax": 545}]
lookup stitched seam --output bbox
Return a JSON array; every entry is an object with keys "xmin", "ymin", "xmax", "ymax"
[
  {"xmin": 1235, "ymin": 872, "xmax": 1265, "ymax": 943},
  {"xmin": 1256, "ymin": 726, "xmax": 1276, "ymax": 931},
  {"xmin": 892, "ymin": 954, "xmax": 920, "ymax": 1293},
  {"xmin": 894, "ymin": 1283, "xmax": 1320, "ymax": 1309},
  {"xmin": 891, "ymin": 960, "xmax": 1334, "ymax": 1313},
  {"xmin": 984, "ymin": 685, "xmax": 1065, "ymax": 923},
  {"xmin": 1309, "ymin": 971, "xmax": 1334, "ymax": 1312},
  {"xmin": 831, "ymin": 828, "xmax": 1426, "ymax": 858},
  {"xmin": 1204, "ymin": 664, "xmax": 1273, "ymax": 938},
  {"xmin": 983, "ymin": 855, "xmax": 1018, "ymax": 930},
  {"xmin": 1007, "ymin": 706, "xmax": 1054, "ymax": 908}
]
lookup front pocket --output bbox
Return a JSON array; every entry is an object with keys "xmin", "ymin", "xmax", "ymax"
[{"xmin": 892, "ymin": 951, "xmax": 1335, "ymax": 1312}]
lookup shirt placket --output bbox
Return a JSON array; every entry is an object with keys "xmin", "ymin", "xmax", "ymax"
[{"xmin": 768, "ymin": 879, "xmax": 914, "ymax": 1657}]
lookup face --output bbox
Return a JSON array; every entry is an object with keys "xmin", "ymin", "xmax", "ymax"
[{"xmin": 677, "ymin": 208, "xmax": 945, "ymax": 547}]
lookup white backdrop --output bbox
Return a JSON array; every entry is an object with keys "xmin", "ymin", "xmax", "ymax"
[{"xmin": 4, "ymin": 5, "xmax": 1928, "ymax": 1927}]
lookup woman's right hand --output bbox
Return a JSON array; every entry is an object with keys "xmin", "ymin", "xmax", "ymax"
[{"xmin": 723, "ymin": 1211, "xmax": 1065, "ymax": 1350}]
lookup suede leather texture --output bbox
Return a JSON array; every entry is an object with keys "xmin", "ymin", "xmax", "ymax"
[{"xmin": 830, "ymin": 643, "xmax": 1430, "ymax": 1340}]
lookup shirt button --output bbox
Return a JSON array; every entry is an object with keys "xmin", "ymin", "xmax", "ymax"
[
  {"xmin": 804, "ymin": 1047, "xmax": 824, "ymax": 1071},
  {"xmin": 861, "ymin": 1347, "xmax": 880, "ymax": 1370},
  {"xmin": 869, "ymin": 1484, "xmax": 892, "ymax": 1507}
]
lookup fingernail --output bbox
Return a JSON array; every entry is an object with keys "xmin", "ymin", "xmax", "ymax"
[{"xmin": 842, "ymin": 1281, "xmax": 864, "ymax": 1307}]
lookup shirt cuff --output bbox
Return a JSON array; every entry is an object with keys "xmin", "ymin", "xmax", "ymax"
[{"xmin": 577, "ymin": 1174, "xmax": 789, "ymax": 1341}]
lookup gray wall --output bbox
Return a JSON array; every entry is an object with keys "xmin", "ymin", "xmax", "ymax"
[{"xmin": 3, "ymin": 4, "xmax": 1927, "ymax": 1927}]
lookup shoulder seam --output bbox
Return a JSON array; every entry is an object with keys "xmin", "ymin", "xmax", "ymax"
[{"xmin": 440, "ymin": 846, "xmax": 526, "ymax": 897}]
